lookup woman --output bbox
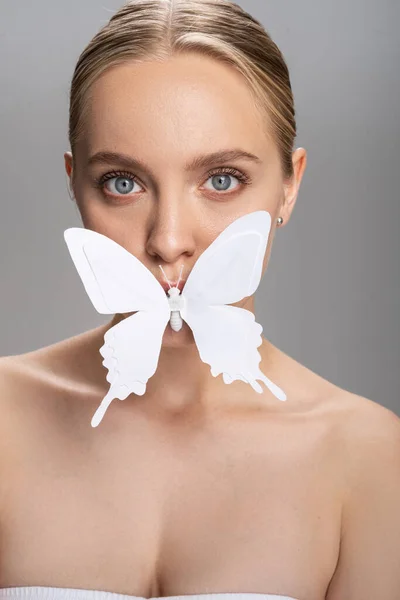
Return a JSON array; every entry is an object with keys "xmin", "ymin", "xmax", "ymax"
[{"xmin": 0, "ymin": 1, "xmax": 399, "ymax": 599}]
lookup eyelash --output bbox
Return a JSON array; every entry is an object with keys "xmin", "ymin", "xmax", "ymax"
[{"xmin": 92, "ymin": 167, "xmax": 252, "ymax": 201}]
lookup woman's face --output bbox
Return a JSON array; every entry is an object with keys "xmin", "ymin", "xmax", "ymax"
[{"xmin": 64, "ymin": 53, "xmax": 305, "ymax": 342}]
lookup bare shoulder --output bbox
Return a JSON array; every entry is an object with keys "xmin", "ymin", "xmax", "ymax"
[
  {"xmin": 0, "ymin": 344, "xmax": 66, "ymax": 401},
  {"xmin": 325, "ymin": 390, "xmax": 400, "ymax": 599},
  {"xmin": 338, "ymin": 390, "xmax": 400, "ymax": 510},
  {"xmin": 335, "ymin": 390, "xmax": 400, "ymax": 459},
  {"xmin": 0, "ymin": 352, "xmax": 38, "ymax": 405},
  {"xmin": 0, "ymin": 353, "xmax": 43, "ymax": 482},
  {"xmin": 0, "ymin": 323, "xmax": 108, "ymax": 395},
  {"xmin": 0, "ymin": 325, "xmax": 107, "ymax": 433},
  {"xmin": 323, "ymin": 386, "xmax": 400, "ymax": 477},
  {"xmin": 284, "ymin": 347, "xmax": 400, "ymax": 488},
  {"xmin": 0, "ymin": 350, "xmax": 58, "ymax": 439}
]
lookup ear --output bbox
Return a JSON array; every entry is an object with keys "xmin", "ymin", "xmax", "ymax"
[
  {"xmin": 280, "ymin": 147, "xmax": 307, "ymax": 227},
  {"xmin": 64, "ymin": 151, "xmax": 74, "ymax": 198}
]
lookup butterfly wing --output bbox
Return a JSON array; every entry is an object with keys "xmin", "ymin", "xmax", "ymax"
[
  {"xmin": 64, "ymin": 227, "xmax": 171, "ymax": 426},
  {"xmin": 92, "ymin": 307, "xmax": 170, "ymax": 427},
  {"xmin": 64, "ymin": 227, "xmax": 168, "ymax": 313},
  {"xmin": 180, "ymin": 211, "xmax": 286, "ymax": 400},
  {"xmin": 182, "ymin": 210, "xmax": 271, "ymax": 305}
]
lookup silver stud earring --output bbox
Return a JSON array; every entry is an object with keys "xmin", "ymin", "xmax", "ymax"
[{"xmin": 277, "ymin": 216, "xmax": 283, "ymax": 225}]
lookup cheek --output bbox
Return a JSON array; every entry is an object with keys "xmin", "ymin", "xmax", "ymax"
[
  {"xmin": 75, "ymin": 189, "xmax": 148, "ymax": 250},
  {"xmin": 76, "ymin": 203, "xmax": 148, "ymax": 257}
]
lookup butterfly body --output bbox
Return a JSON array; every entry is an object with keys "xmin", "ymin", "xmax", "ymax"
[
  {"xmin": 64, "ymin": 210, "xmax": 287, "ymax": 427},
  {"xmin": 166, "ymin": 286, "xmax": 185, "ymax": 332}
]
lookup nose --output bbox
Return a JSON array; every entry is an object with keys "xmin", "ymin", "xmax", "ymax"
[{"xmin": 145, "ymin": 198, "xmax": 196, "ymax": 266}]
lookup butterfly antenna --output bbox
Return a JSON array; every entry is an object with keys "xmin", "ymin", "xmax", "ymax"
[
  {"xmin": 177, "ymin": 264, "xmax": 184, "ymax": 287},
  {"xmin": 158, "ymin": 265, "xmax": 172, "ymax": 289}
]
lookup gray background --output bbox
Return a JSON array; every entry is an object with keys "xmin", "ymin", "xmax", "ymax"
[{"xmin": 0, "ymin": 1, "xmax": 399, "ymax": 415}]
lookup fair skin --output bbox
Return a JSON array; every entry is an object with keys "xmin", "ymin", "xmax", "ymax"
[
  {"xmin": 0, "ymin": 53, "xmax": 399, "ymax": 600},
  {"xmin": 65, "ymin": 52, "xmax": 306, "ymax": 418}
]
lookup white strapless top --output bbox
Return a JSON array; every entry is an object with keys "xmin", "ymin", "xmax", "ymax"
[{"xmin": 0, "ymin": 588, "xmax": 300, "ymax": 600}]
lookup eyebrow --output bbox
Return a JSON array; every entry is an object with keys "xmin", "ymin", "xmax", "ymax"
[{"xmin": 87, "ymin": 148, "xmax": 262, "ymax": 173}]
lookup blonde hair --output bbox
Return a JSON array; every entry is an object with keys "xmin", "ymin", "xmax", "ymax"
[{"xmin": 68, "ymin": 0, "xmax": 297, "ymax": 182}]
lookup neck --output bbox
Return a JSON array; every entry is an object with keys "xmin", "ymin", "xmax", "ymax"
[{"xmin": 78, "ymin": 301, "xmax": 280, "ymax": 420}]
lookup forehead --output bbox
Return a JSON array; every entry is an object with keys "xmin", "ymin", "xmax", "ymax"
[{"xmin": 80, "ymin": 53, "xmax": 274, "ymax": 162}]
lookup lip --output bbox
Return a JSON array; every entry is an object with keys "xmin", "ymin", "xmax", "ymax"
[{"xmin": 159, "ymin": 279, "xmax": 186, "ymax": 293}]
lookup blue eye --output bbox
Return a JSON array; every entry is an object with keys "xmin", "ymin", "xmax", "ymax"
[
  {"xmin": 93, "ymin": 167, "xmax": 251, "ymax": 201},
  {"xmin": 104, "ymin": 174, "xmax": 138, "ymax": 195},
  {"xmin": 205, "ymin": 171, "xmax": 246, "ymax": 192}
]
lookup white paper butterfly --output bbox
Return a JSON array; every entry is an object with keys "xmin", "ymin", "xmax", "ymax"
[{"xmin": 64, "ymin": 210, "xmax": 287, "ymax": 427}]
